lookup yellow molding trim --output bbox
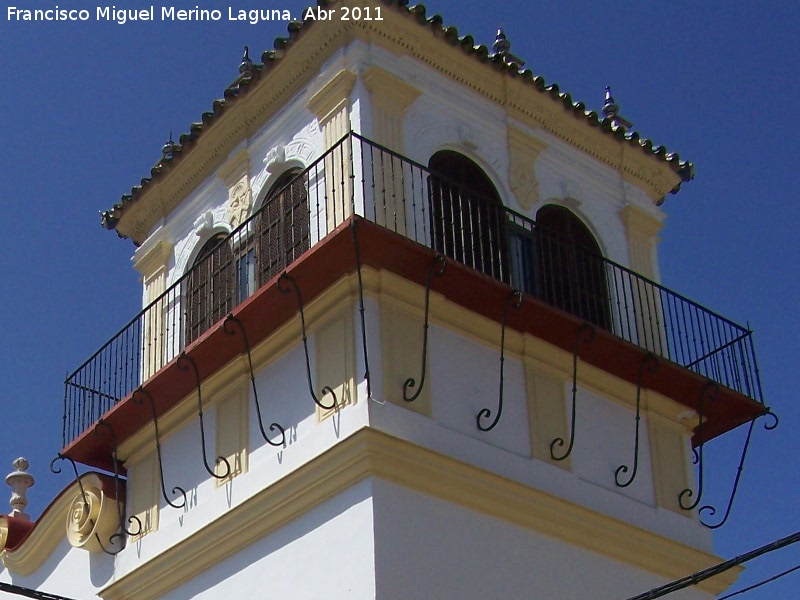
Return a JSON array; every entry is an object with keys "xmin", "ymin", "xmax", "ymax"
[{"xmin": 100, "ymin": 428, "xmax": 736, "ymax": 600}]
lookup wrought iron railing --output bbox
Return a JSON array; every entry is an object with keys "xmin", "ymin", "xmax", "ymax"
[{"xmin": 63, "ymin": 132, "xmax": 763, "ymax": 446}]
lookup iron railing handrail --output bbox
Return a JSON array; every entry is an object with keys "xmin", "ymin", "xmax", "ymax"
[{"xmin": 63, "ymin": 131, "xmax": 763, "ymax": 447}]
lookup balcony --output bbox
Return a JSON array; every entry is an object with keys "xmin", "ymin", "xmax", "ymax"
[{"xmin": 63, "ymin": 133, "xmax": 765, "ymax": 460}]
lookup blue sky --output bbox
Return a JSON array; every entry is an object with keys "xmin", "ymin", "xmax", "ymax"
[{"xmin": 2, "ymin": 1, "xmax": 799, "ymax": 597}]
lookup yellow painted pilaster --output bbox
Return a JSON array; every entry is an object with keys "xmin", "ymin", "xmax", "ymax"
[
  {"xmin": 619, "ymin": 205, "xmax": 666, "ymax": 352},
  {"xmin": 127, "ymin": 451, "xmax": 159, "ymax": 539},
  {"xmin": 362, "ymin": 67, "xmax": 420, "ymax": 234},
  {"xmin": 619, "ymin": 204, "xmax": 663, "ymax": 280},
  {"xmin": 315, "ymin": 305, "xmax": 356, "ymax": 421},
  {"xmin": 216, "ymin": 380, "xmax": 249, "ymax": 481},
  {"xmin": 526, "ymin": 367, "xmax": 570, "ymax": 468},
  {"xmin": 380, "ymin": 304, "xmax": 431, "ymax": 415},
  {"xmin": 134, "ymin": 240, "xmax": 174, "ymax": 380},
  {"xmin": 307, "ymin": 70, "xmax": 357, "ymax": 229},
  {"xmin": 216, "ymin": 148, "xmax": 253, "ymax": 230},
  {"xmin": 647, "ymin": 411, "xmax": 692, "ymax": 514}
]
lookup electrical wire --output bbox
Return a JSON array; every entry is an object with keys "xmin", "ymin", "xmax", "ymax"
[
  {"xmin": 625, "ymin": 528, "xmax": 800, "ymax": 600},
  {"xmin": 0, "ymin": 581, "xmax": 81, "ymax": 600},
  {"xmin": 717, "ymin": 562, "xmax": 800, "ymax": 599}
]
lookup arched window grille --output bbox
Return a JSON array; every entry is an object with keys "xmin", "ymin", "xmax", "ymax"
[
  {"xmin": 259, "ymin": 168, "xmax": 310, "ymax": 287},
  {"xmin": 533, "ymin": 205, "xmax": 611, "ymax": 329},
  {"xmin": 184, "ymin": 234, "xmax": 235, "ymax": 345},
  {"xmin": 183, "ymin": 169, "xmax": 310, "ymax": 345},
  {"xmin": 428, "ymin": 151, "xmax": 508, "ymax": 282}
]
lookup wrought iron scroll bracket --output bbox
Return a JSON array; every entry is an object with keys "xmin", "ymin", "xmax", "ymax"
[
  {"xmin": 615, "ymin": 352, "xmax": 660, "ymax": 488},
  {"xmin": 698, "ymin": 409, "xmax": 779, "ymax": 529},
  {"xmin": 476, "ymin": 290, "xmax": 523, "ymax": 432},
  {"xmin": 93, "ymin": 419, "xmax": 143, "ymax": 541},
  {"xmin": 403, "ymin": 254, "xmax": 447, "ymax": 402},
  {"xmin": 223, "ymin": 315, "xmax": 286, "ymax": 447},
  {"xmin": 351, "ymin": 218, "xmax": 373, "ymax": 399},
  {"xmin": 550, "ymin": 323, "xmax": 596, "ymax": 461},
  {"xmin": 678, "ymin": 381, "xmax": 720, "ymax": 510},
  {"xmin": 176, "ymin": 352, "xmax": 232, "ymax": 480},
  {"xmin": 49, "ymin": 453, "xmax": 122, "ymax": 556},
  {"xmin": 131, "ymin": 387, "xmax": 188, "ymax": 509},
  {"xmin": 277, "ymin": 273, "xmax": 338, "ymax": 411}
]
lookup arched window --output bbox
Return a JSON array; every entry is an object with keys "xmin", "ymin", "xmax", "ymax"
[
  {"xmin": 185, "ymin": 234, "xmax": 235, "ymax": 345},
  {"xmin": 428, "ymin": 151, "xmax": 508, "ymax": 282},
  {"xmin": 184, "ymin": 169, "xmax": 309, "ymax": 345},
  {"xmin": 534, "ymin": 205, "xmax": 610, "ymax": 329},
  {"xmin": 241, "ymin": 168, "xmax": 310, "ymax": 297}
]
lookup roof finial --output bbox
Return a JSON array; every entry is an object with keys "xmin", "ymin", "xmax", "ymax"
[
  {"xmin": 239, "ymin": 45, "xmax": 253, "ymax": 79},
  {"xmin": 602, "ymin": 86, "xmax": 619, "ymax": 118},
  {"xmin": 162, "ymin": 131, "xmax": 175, "ymax": 161},
  {"xmin": 493, "ymin": 28, "xmax": 510, "ymax": 55},
  {"xmin": 492, "ymin": 27, "xmax": 525, "ymax": 69},
  {"xmin": 601, "ymin": 86, "xmax": 632, "ymax": 131},
  {"xmin": 6, "ymin": 458, "xmax": 34, "ymax": 521}
]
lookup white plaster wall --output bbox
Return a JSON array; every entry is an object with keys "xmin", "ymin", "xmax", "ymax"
[
  {"xmin": 0, "ymin": 537, "xmax": 112, "ymax": 599},
  {"xmin": 571, "ymin": 384, "xmax": 656, "ymax": 506},
  {"xmin": 161, "ymin": 479, "xmax": 376, "ymax": 600},
  {"xmin": 371, "ymin": 478, "xmax": 714, "ymax": 600},
  {"xmin": 367, "ymin": 315, "xmax": 711, "ymax": 552},
  {"xmin": 428, "ymin": 325, "xmax": 530, "ymax": 458},
  {"xmin": 117, "ymin": 332, "xmax": 371, "ymax": 579}
]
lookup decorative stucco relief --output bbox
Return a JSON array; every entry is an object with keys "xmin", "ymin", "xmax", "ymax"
[
  {"xmin": 193, "ymin": 210, "xmax": 215, "ymax": 235},
  {"xmin": 286, "ymin": 138, "xmax": 316, "ymax": 165},
  {"xmin": 65, "ymin": 483, "xmax": 123, "ymax": 553},
  {"xmin": 169, "ymin": 208, "xmax": 228, "ymax": 285},
  {"xmin": 226, "ymin": 180, "xmax": 252, "ymax": 229},
  {"xmin": 252, "ymin": 137, "xmax": 316, "ymax": 202},
  {"xmin": 507, "ymin": 128, "xmax": 547, "ymax": 210}
]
